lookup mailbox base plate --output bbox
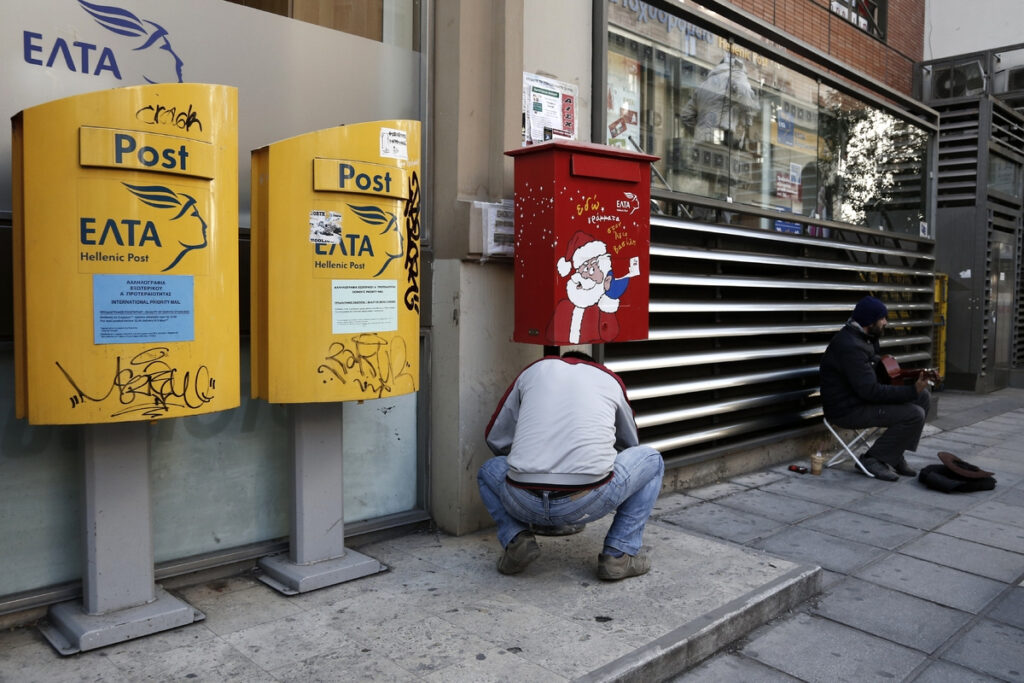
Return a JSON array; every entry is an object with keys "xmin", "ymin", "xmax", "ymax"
[
  {"xmin": 257, "ymin": 550, "xmax": 384, "ymax": 595},
  {"xmin": 39, "ymin": 587, "xmax": 203, "ymax": 655}
]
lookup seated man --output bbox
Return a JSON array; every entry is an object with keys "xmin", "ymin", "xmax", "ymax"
[
  {"xmin": 819, "ymin": 296, "xmax": 931, "ymax": 481},
  {"xmin": 477, "ymin": 351, "xmax": 664, "ymax": 580}
]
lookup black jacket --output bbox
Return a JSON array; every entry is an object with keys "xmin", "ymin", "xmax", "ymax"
[{"xmin": 818, "ymin": 321, "xmax": 918, "ymax": 419}]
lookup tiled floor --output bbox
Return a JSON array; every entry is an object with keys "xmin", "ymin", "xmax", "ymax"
[{"xmin": 676, "ymin": 399, "xmax": 1024, "ymax": 682}]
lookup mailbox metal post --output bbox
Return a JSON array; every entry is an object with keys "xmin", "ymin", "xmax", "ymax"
[
  {"xmin": 39, "ymin": 423, "xmax": 202, "ymax": 655},
  {"xmin": 257, "ymin": 404, "xmax": 382, "ymax": 594}
]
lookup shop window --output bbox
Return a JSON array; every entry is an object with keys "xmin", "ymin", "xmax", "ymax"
[
  {"xmin": 829, "ymin": 0, "xmax": 887, "ymax": 41},
  {"xmin": 818, "ymin": 84, "xmax": 927, "ymax": 233},
  {"xmin": 606, "ymin": 17, "xmax": 928, "ymax": 235}
]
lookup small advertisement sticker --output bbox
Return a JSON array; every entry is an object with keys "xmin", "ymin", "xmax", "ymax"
[
  {"xmin": 93, "ymin": 274, "xmax": 194, "ymax": 344},
  {"xmin": 309, "ymin": 210, "xmax": 343, "ymax": 245},
  {"xmin": 380, "ymin": 127, "xmax": 409, "ymax": 160},
  {"xmin": 332, "ymin": 279, "xmax": 398, "ymax": 334}
]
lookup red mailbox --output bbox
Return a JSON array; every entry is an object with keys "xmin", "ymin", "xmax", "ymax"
[{"xmin": 505, "ymin": 140, "xmax": 656, "ymax": 346}]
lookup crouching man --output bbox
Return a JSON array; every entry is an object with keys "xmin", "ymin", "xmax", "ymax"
[{"xmin": 477, "ymin": 351, "xmax": 664, "ymax": 580}]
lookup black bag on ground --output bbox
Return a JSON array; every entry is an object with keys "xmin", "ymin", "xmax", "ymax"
[{"xmin": 918, "ymin": 452, "xmax": 996, "ymax": 493}]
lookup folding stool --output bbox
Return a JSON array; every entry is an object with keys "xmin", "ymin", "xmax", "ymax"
[{"xmin": 822, "ymin": 417, "xmax": 878, "ymax": 477}]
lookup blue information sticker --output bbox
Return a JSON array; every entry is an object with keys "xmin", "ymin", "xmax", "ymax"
[{"xmin": 93, "ymin": 274, "xmax": 195, "ymax": 345}]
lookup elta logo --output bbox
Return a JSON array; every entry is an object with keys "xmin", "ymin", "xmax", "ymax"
[
  {"xmin": 123, "ymin": 183, "xmax": 207, "ymax": 272},
  {"xmin": 23, "ymin": 0, "xmax": 184, "ymax": 84}
]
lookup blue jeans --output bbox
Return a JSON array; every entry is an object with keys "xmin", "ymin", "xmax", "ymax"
[{"xmin": 477, "ymin": 446, "xmax": 664, "ymax": 556}]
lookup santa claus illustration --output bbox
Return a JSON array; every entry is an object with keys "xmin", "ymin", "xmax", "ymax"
[{"xmin": 547, "ymin": 231, "xmax": 638, "ymax": 344}]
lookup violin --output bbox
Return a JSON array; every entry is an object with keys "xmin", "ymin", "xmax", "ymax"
[{"xmin": 878, "ymin": 355, "xmax": 941, "ymax": 387}]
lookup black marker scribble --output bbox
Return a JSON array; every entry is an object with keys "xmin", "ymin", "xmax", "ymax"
[
  {"xmin": 56, "ymin": 347, "xmax": 215, "ymax": 418},
  {"xmin": 317, "ymin": 334, "xmax": 414, "ymax": 398},
  {"xmin": 135, "ymin": 103, "xmax": 203, "ymax": 131},
  {"xmin": 403, "ymin": 171, "xmax": 421, "ymax": 313}
]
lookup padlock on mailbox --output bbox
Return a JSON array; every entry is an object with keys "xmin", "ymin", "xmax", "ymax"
[{"xmin": 505, "ymin": 140, "xmax": 657, "ymax": 346}]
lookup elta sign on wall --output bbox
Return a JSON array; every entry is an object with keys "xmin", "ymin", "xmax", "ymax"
[{"xmin": 506, "ymin": 140, "xmax": 656, "ymax": 346}]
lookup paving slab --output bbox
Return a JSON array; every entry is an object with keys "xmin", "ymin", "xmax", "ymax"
[
  {"xmin": 970, "ymin": 453, "xmax": 1024, "ymax": 478},
  {"xmin": 854, "ymin": 554, "xmax": 1007, "ymax": 613},
  {"xmin": 752, "ymin": 526, "xmax": 886, "ymax": 573},
  {"xmin": 651, "ymin": 492, "xmax": 704, "ymax": 516},
  {"xmin": 940, "ymin": 619, "xmax": 1024, "ymax": 681},
  {"xmin": 986, "ymin": 585, "xmax": 1024, "ymax": 629},
  {"xmin": 741, "ymin": 612, "xmax": 926, "ymax": 682},
  {"xmin": 673, "ymin": 653, "xmax": 799, "ymax": 681},
  {"xmin": 871, "ymin": 480, "xmax": 1000, "ymax": 512},
  {"xmin": 933, "ymin": 515, "xmax": 1024, "ymax": 554},
  {"xmin": 797, "ymin": 509, "xmax": 923, "ymax": 550},
  {"xmin": 899, "ymin": 534, "xmax": 1024, "ymax": 582},
  {"xmin": 823, "ymin": 468, "xmax": 890, "ymax": 492},
  {"xmin": 918, "ymin": 434, "xmax": 987, "ymax": 458},
  {"xmin": 175, "ymin": 578, "xmax": 305, "ymax": 636},
  {"xmin": 760, "ymin": 474, "xmax": 869, "ymax": 506},
  {"xmin": 685, "ymin": 482, "xmax": 749, "ymax": 501},
  {"xmin": 105, "ymin": 635, "xmax": 277, "ymax": 682},
  {"xmin": 939, "ymin": 427, "xmax": 1009, "ymax": 447},
  {"xmin": 0, "ymin": 631, "xmax": 127, "ymax": 682},
  {"xmin": 728, "ymin": 470, "xmax": 788, "ymax": 489},
  {"xmin": 912, "ymin": 658, "xmax": 1006, "ymax": 682},
  {"xmin": 659, "ymin": 501, "xmax": 786, "ymax": 544},
  {"xmin": 714, "ymin": 489, "xmax": 830, "ymax": 524},
  {"xmin": 996, "ymin": 486, "xmax": 1024, "ymax": 508},
  {"xmin": 274, "ymin": 642, "xmax": 455, "ymax": 683},
  {"xmin": 840, "ymin": 494, "xmax": 956, "ymax": 530},
  {"xmin": 811, "ymin": 577, "xmax": 971, "ymax": 652}
]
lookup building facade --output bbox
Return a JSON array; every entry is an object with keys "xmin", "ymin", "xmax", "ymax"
[{"xmin": 0, "ymin": 0, "xmax": 960, "ymax": 622}]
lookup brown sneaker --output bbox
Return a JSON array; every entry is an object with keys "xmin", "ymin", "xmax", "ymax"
[
  {"xmin": 597, "ymin": 548, "xmax": 651, "ymax": 581},
  {"xmin": 497, "ymin": 533, "xmax": 540, "ymax": 575}
]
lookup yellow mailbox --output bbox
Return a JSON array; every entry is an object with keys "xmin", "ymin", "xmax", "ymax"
[
  {"xmin": 251, "ymin": 121, "xmax": 421, "ymax": 403},
  {"xmin": 12, "ymin": 84, "xmax": 239, "ymax": 425}
]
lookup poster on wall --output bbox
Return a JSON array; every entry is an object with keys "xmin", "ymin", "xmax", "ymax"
[
  {"xmin": 522, "ymin": 72, "xmax": 577, "ymax": 144},
  {"xmin": 606, "ymin": 51, "xmax": 641, "ymax": 148}
]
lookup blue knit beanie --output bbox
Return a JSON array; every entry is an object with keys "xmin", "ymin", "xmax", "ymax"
[{"xmin": 851, "ymin": 296, "xmax": 888, "ymax": 326}]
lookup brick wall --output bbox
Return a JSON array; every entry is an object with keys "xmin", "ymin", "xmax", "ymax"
[{"xmin": 725, "ymin": 0, "xmax": 924, "ymax": 95}]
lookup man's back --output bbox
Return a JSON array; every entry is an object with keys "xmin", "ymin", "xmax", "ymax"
[{"xmin": 486, "ymin": 357, "xmax": 636, "ymax": 485}]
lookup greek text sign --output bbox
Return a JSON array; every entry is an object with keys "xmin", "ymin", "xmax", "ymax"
[{"xmin": 93, "ymin": 274, "xmax": 195, "ymax": 344}]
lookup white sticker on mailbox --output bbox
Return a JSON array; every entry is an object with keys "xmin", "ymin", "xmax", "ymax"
[
  {"xmin": 380, "ymin": 128, "xmax": 408, "ymax": 161},
  {"xmin": 332, "ymin": 279, "xmax": 398, "ymax": 334}
]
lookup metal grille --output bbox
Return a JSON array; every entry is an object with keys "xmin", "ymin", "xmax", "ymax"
[
  {"xmin": 935, "ymin": 103, "xmax": 980, "ymax": 208},
  {"xmin": 932, "ymin": 98, "xmax": 1024, "ymax": 385},
  {"xmin": 1017, "ymin": 229, "xmax": 1024, "ymax": 370},
  {"xmin": 603, "ymin": 205, "xmax": 935, "ymax": 466}
]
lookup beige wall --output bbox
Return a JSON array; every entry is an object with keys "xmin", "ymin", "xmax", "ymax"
[
  {"xmin": 428, "ymin": 0, "xmax": 594, "ymax": 534},
  {"xmin": 924, "ymin": 0, "xmax": 1024, "ymax": 60}
]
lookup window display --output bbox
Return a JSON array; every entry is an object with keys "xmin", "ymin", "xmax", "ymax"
[{"xmin": 606, "ymin": 19, "xmax": 928, "ymax": 235}]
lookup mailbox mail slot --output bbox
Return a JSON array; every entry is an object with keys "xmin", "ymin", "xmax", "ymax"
[{"xmin": 505, "ymin": 140, "xmax": 656, "ymax": 346}]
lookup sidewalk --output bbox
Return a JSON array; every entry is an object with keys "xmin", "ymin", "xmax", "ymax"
[
  {"xmin": 1, "ymin": 389, "xmax": 1022, "ymax": 682},
  {"xmin": 674, "ymin": 388, "xmax": 1024, "ymax": 682}
]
